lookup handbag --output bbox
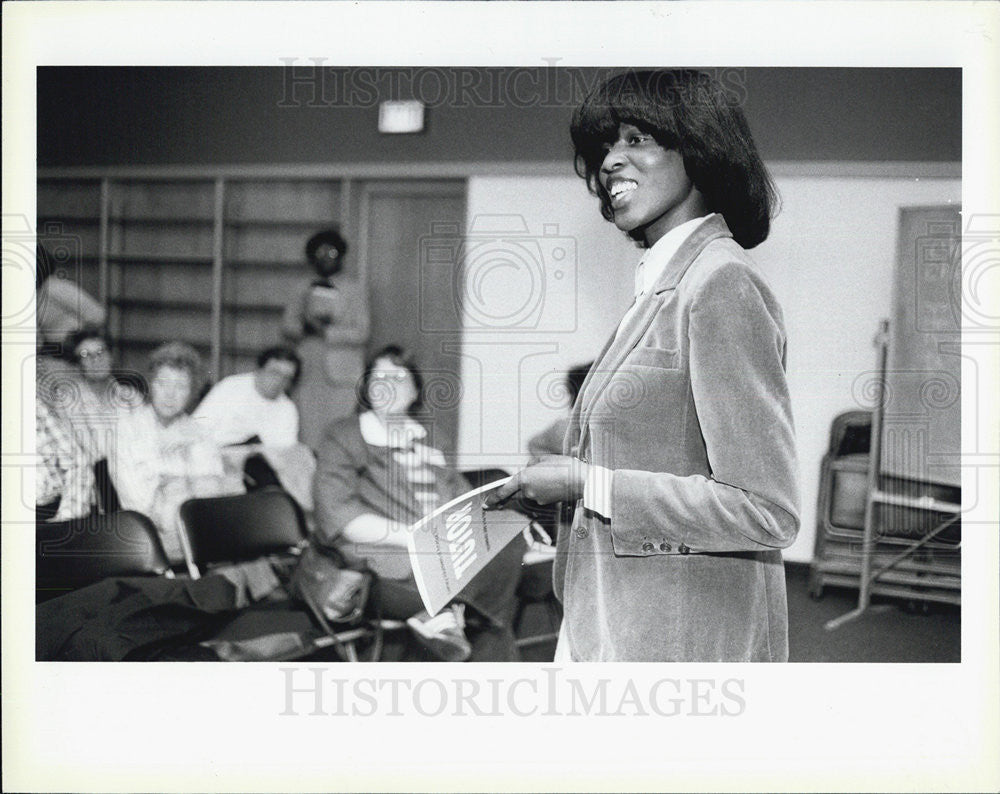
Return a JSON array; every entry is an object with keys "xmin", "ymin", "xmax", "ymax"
[
  {"xmin": 289, "ymin": 542, "xmax": 384, "ymax": 661},
  {"xmin": 290, "ymin": 543, "xmax": 370, "ymax": 625}
]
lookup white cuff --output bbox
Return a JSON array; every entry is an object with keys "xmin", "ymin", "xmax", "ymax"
[{"xmin": 582, "ymin": 464, "xmax": 613, "ymax": 520}]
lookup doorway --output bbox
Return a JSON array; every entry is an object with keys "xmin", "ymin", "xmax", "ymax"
[{"xmin": 359, "ymin": 179, "xmax": 467, "ymax": 452}]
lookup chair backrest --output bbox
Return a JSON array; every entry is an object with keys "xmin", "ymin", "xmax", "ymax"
[
  {"xmin": 179, "ymin": 488, "xmax": 307, "ymax": 570},
  {"xmin": 36, "ymin": 510, "xmax": 171, "ymax": 601},
  {"xmin": 828, "ymin": 410, "xmax": 872, "ymax": 458},
  {"xmin": 93, "ymin": 457, "xmax": 122, "ymax": 514},
  {"xmin": 460, "ymin": 468, "xmax": 511, "ymax": 490}
]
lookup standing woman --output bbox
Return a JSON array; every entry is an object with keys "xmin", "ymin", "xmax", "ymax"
[
  {"xmin": 282, "ymin": 230, "xmax": 370, "ymax": 450},
  {"xmin": 486, "ymin": 70, "xmax": 800, "ymax": 662}
]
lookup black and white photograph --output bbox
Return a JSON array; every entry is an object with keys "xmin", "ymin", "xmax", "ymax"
[{"xmin": 3, "ymin": 2, "xmax": 998, "ymax": 792}]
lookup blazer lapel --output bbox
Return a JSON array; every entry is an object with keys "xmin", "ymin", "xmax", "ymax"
[
  {"xmin": 562, "ymin": 322, "xmax": 619, "ymax": 455},
  {"xmin": 577, "ymin": 294, "xmax": 664, "ymax": 441},
  {"xmin": 650, "ymin": 214, "xmax": 731, "ymax": 293},
  {"xmin": 573, "ymin": 215, "xmax": 732, "ymax": 453}
]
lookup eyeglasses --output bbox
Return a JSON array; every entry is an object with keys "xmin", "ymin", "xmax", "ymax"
[
  {"xmin": 77, "ymin": 346, "xmax": 109, "ymax": 360},
  {"xmin": 370, "ymin": 371, "xmax": 411, "ymax": 383},
  {"xmin": 261, "ymin": 363, "xmax": 297, "ymax": 380}
]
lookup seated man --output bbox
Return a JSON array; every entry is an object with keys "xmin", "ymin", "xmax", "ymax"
[
  {"xmin": 193, "ymin": 347, "xmax": 314, "ymax": 509},
  {"xmin": 194, "ymin": 346, "xmax": 301, "ymax": 448}
]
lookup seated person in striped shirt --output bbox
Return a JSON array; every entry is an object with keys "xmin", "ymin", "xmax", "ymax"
[
  {"xmin": 36, "ymin": 394, "xmax": 97, "ymax": 522},
  {"xmin": 312, "ymin": 345, "xmax": 524, "ymax": 661}
]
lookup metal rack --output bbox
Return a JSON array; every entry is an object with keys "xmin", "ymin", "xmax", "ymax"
[{"xmin": 815, "ymin": 320, "xmax": 961, "ymax": 630}]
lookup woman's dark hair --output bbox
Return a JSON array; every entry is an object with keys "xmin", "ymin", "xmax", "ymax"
[
  {"xmin": 305, "ymin": 229, "xmax": 348, "ymax": 274},
  {"xmin": 570, "ymin": 69, "xmax": 777, "ymax": 249},
  {"xmin": 256, "ymin": 345, "xmax": 302, "ymax": 385},
  {"xmin": 357, "ymin": 344, "xmax": 424, "ymax": 416},
  {"xmin": 147, "ymin": 341, "xmax": 206, "ymax": 413}
]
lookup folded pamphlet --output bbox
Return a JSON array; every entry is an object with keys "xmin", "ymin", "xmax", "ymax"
[{"xmin": 407, "ymin": 477, "xmax": 529, "ymax": 616}]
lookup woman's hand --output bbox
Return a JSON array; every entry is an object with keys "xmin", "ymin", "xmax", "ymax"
[{"xmin": 483, "ymin": 456, "xmax": 588, "ymax": 510}]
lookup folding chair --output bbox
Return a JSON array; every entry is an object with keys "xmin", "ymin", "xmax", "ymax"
[
  {"xmin": 179, "ymin": 488, "xmax": 395, "ymax": 661},
  {"xmin": 36, "ymin": 510, "xmax": 171, "ymax": 602},
  {"xmin": 178, "ymin": 487, "xmax": 306, "ymax": 579}
]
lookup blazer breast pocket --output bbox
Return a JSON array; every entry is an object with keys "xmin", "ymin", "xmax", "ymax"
[{"xmin": 626, "ymin": 346, "xmax": 680, "ymax": 370}]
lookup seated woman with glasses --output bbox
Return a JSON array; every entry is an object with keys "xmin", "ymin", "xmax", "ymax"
[
  {"xmin": 109, "ymin": 342, "xmax": 243, "ymax": 565},
  {"xmin": 46, "ymin": 328, "xmax": 145, "ymax": 462},
  {"xmin": 312, "ymin": 345, "xmax": 525, "ymax": 661}
]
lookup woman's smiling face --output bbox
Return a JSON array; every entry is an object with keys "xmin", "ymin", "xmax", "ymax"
[{"xmin": 599, "ymin": 122, "xmax": 702, "ymax": 246}]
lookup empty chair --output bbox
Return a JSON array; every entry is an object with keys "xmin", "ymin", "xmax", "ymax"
[
  {"xmin": 179, "ymin": 487, "xmax": 306, "ymax": 578},
  {"xmin": 179, "ymin": 488, "xmax": 390, "ymax": 661},
  {"xmin": 36, "ymin": 510, "xmax": 171, "ymax": 602}
]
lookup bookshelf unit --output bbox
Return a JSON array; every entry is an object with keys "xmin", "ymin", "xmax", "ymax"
[{"xmin": 37, "ymin": 173, "xmax": 354, "ymax": 382}]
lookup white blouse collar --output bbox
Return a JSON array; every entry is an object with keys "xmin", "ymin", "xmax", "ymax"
[
  {"xmin": 359, "ymin": 410, "xmax": 427, "ymax": 448},
  {"xmin": 635, "ymin": 214, "xmax": 715, "ymax": 296}
]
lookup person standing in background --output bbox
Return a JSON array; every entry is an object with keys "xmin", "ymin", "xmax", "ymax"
[
  {"xmin": 36, "ymin": 242, "xmax": 108, "ymax": 400},
  {"xmin": 282, "ymin": 230, "xmax": 370, "ymax": 451}
]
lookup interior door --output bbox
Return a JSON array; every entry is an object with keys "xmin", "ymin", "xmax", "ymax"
[{"xmin": 359, "ymin": 180, "xmax": 466, "ymax": 452}]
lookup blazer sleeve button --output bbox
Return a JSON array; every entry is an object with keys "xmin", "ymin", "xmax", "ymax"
[
  {"xmin": 678, "ymin": 543, "xmax": 690, "ymax": 555},
  {"xmin": 659, "ymin": 542, "xmax": 671, "ymax": 552},
  {"xmin": 641, "ymin": 542, "xmax": 655, "ymax": 553}
]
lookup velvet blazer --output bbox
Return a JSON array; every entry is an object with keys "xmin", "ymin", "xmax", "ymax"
[{"xmin": 554, "ymin": 214, "xmax": 801, "ymax": 662}]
